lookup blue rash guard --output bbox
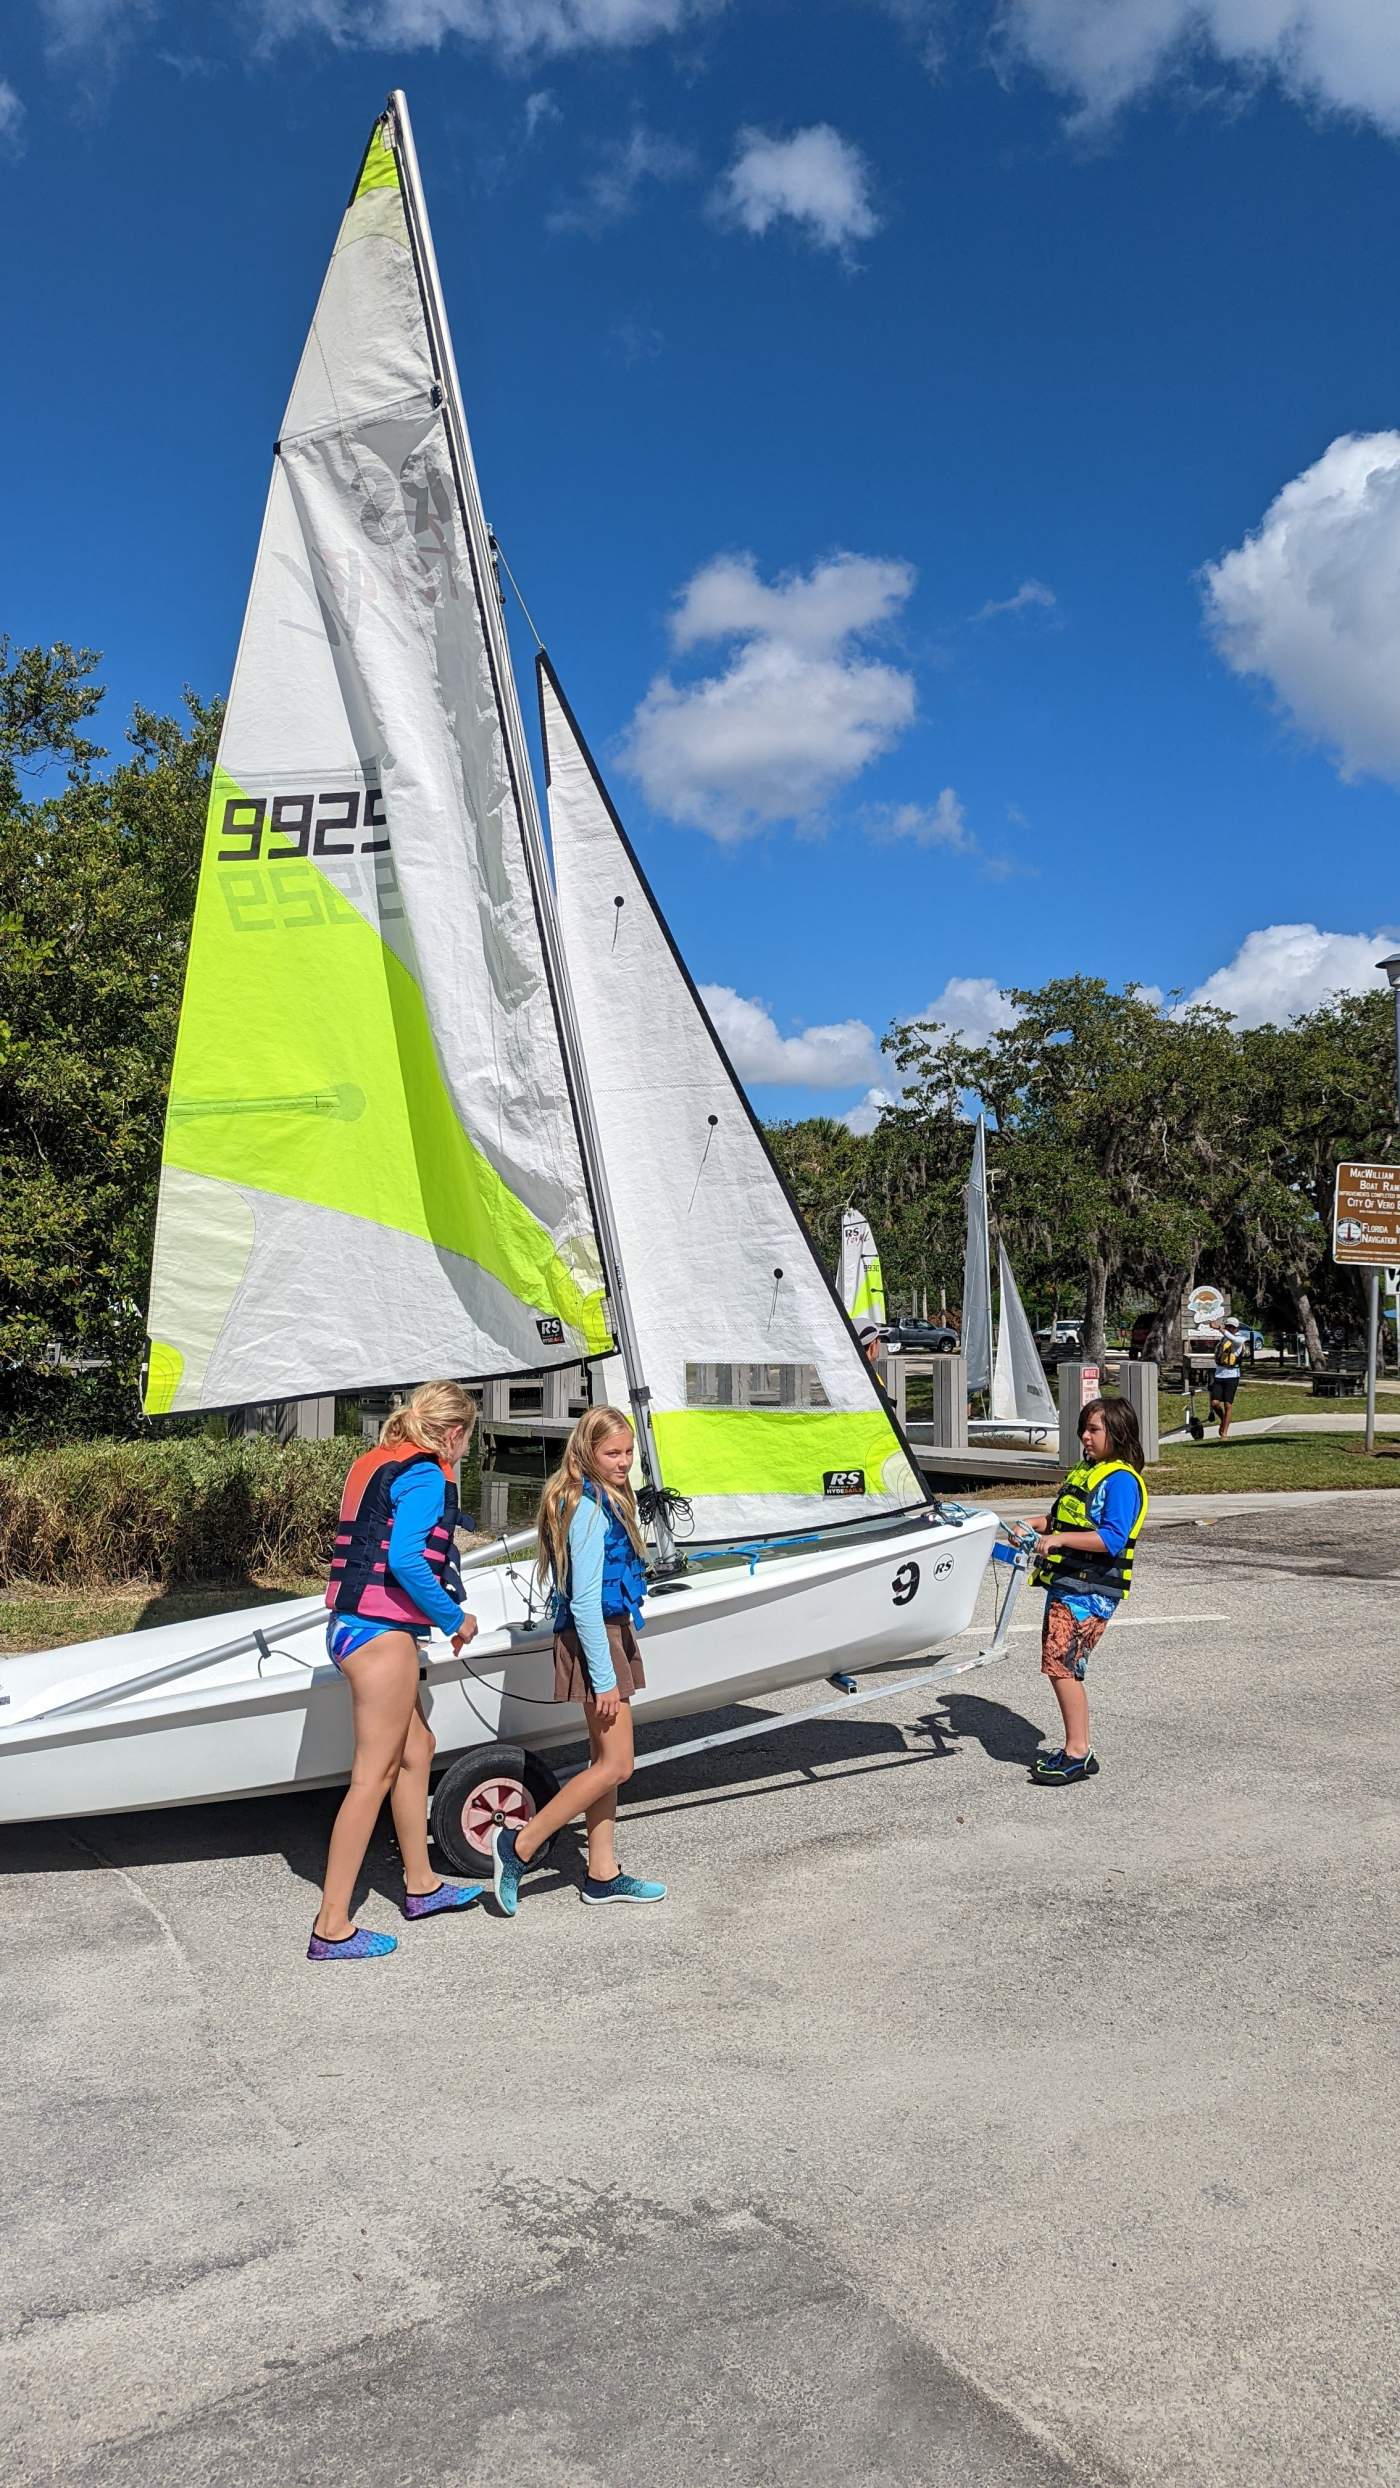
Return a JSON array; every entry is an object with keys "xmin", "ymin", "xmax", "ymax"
[
  {"xmin": 325, "ymin": 1464, "xmax": 465, "ymax": 1664},
  {"xmin": 562, "ymin": 1495, "xmax": 618, "ymax": 1694}
]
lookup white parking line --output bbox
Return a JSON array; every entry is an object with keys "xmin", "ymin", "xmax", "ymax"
[{"xmin": 962, "ymin": 1612, "xmax": 1231, "ymax": 1636}]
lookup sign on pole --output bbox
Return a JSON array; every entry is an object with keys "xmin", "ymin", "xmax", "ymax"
[
  {"xmin": 1332, "ymin": 1163, "xmax": 1400, "ymax": 1266},
  {"xmin": 1187, "ymin": 1285, "xmax": 1225, "ymax": 1326}
]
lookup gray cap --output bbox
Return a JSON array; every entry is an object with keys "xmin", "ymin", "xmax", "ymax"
[
  {"xmin": 854, "ymin": 1315, "xmax": 882, "ymax": 1344},
  {"xmin": 1224, "ymin": 1316, "xmax": 1243, "ymax": 1332}
]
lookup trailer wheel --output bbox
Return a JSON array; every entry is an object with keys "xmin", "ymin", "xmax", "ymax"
[{"xmin": 430, "ymin": 1743, "xmax": 560, "ymax": 1875}]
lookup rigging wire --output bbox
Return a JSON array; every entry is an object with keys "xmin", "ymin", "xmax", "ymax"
[{"xmin": 489, "ymin": 530, "xmax": 546, "ymax": 650}]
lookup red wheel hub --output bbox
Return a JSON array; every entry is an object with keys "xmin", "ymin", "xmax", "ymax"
[{"xmin": 460, "ymin": 1775, "xmax": 536, "ymax": 1859}]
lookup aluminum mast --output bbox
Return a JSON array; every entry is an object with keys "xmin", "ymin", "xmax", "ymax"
[{"xmin": 386, "ymin": 89, "xmax": 675, "ymax": 1559}]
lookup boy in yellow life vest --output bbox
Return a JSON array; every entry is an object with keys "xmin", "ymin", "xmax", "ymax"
[{"xmin": 1025, "ymin": 1396, "xmax": 1148, "ymax": 1785}]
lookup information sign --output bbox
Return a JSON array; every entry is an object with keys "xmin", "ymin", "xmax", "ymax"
[
  {"xmin": 1332, "ymin": 1164, "xmax": 1400, "ymax": 1267},
  {"xmin": 1187, "ymin": 1286, "xmax": 1225, "ymax": 1325}
]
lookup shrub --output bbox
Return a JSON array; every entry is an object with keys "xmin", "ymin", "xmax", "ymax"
[{"xmin": 0, "ymin": 1437, "xmax": 349, "ymax": 1588}]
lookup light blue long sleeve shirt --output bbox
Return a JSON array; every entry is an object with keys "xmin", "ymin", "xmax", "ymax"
[
  {"xmin": 563, "ymin": 1496, "xmax": 616, "ymax": 1693},
  {"xmin": 386, "ymin": 1465, "xmax": 464, "ymax": 1637}
]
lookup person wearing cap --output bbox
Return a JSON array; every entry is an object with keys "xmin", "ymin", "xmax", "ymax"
[
  {"xmin": 854, "ymin": 1314, "xmax": 883, "ymax": 1369},
  {"xmin": 1209, "ymin": 1318, "xmax": 1247, "ymax": 1439}
]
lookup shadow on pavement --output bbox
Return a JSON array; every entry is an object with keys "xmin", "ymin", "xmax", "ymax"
[
  {"xmin": 0, "ymin": 1705, "xmax": 964, "ymax": 1896},
  {"xmin": 915, "ymin": 1691, "xmax": 1046, "ymax": 1767}
]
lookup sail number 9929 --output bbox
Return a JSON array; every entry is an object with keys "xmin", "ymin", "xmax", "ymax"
[{"xmin": 217, "ymin": 789, "xmax": 388, "ymax": 862}]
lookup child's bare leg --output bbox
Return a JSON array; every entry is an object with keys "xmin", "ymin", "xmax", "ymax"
[
  {"xmin": 315, "ymin": 1636, "xmax": 419, "ymax": 1939},
  {"xmin": 390, "ymin": 1699, "xmax": 439, "ymax": 1895},
  {"xmin": 1051, "ymin": 1671, "xmax": 1091, "ymax": 1759},
  {"xmin": 514, "ymin": 1702, "xmax": 634, "ymax": 1867},
  {"xmin": 581, "ymin": 1704, "xmax": 635, "ymax": 1878}
]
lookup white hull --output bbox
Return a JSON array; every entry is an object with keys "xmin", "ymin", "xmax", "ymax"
[{"xmin": 0, "ymin": 1509, "xmax": 997, "ymax": 1824}]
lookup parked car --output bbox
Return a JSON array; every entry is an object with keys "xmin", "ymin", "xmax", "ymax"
[
  {"xmin": 1040, "ymin": 1333, "xmax": 1088, "ymax": 1370},
  {"xmin": 879, "ymin": 1318, "xmax": 959, "ymax": 1354}
]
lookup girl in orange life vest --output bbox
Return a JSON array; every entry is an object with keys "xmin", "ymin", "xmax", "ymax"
[
  {"xmin": 310, "ymin": 1381, "xmax": 482, "ymax": 1962},
  {"xmin": 489, "ymin": 1407, "xmax": 666, "ymax": 1914}
]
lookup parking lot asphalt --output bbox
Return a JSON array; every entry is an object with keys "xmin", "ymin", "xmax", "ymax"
[{"xmin": 3, "ymin": 1493, "xmax": 1399, "ymax": 2487}]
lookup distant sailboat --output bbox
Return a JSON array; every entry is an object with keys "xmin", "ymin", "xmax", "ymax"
[
  {"xmin": 838, "ymin": 1208, "xmax": 886, "ymax": 1326},
  {"xmin": 0, "ymin": 94, "xmax": 998, "ymax": 1829},
  {"xmin": 964, "ymin": 1117, "xmax": 1055, "ymax": 1432}
]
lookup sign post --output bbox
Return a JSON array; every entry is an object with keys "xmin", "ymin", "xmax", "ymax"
[{"xmin": 1332, "ymin": 1164, "xmax": 1400, "ymax": 1454}]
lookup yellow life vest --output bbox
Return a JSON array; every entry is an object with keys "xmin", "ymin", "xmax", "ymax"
[{"xmin": 1032, "ymin": 1458, "xmax": 1147, "ymax": 1602}]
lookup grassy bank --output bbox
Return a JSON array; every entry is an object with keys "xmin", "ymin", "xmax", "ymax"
[{"xmin": 0, "ymin": 1576, "xmax": 325, "ymax": 1656}]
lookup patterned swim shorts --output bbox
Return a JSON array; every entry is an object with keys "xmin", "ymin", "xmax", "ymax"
[{"xmin": 1041, "ymin": 1598, "xmax": 1109, "ymax": 1683}]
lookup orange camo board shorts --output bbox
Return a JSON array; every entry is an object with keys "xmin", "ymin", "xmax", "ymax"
[{"xmin": 1041, "ymin": 1598, "xmax": 1109, "ymax": 1683}]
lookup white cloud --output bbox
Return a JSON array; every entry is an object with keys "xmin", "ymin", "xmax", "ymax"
[
  {"xmin": 843, "ymin": 1085, "xmax": 896, "ymax": 1136},
  {"xmin": 971, "ymin": 577, "xmax": 1057, "ymax": 623},
  {"xmin": 0, "ymin": 78, "xmax": 24, "ymax": 139},
  {"xmin": 620, "ymin": 550, "xmax": 918, "ymax": 838},
  {"xmin": 524, "ymin": 87, "xmax": 561, "ymax": 136},
  {"xmin": 548, "ymin": 124, "xmax": 697, "ymax": 231},
  {"xmin": 1182, "ymin": 924, "xmax": 1400, "ymax": 1025},
  {"xmin": 258, "ymin": 0, "xmax": 709, "ymax": 58},
  {"xmin": 1202, "ymin": 433, "xmax": 1400, "ymax": 785},
  {"xmin": 869, "ymin": 790, "xmax": 974, "ymax": 852},
  {"xmin": 1005, "ymin": 0, "xmax": 1400, "ymax": 137},
  {"xmin": 40, "ymin": 0, "xmax": 153, "ymax": 56},
  {"xmin": 713, "ymin": 124, "xmax": 880, "ymax": 259},
  {"xmin": 919, "ymin": 974, "xmax": 1020, "ymax": 1048},
  {"xmin": 700, "ymin": 986, "xmax": 882, "ymax": 1087}
]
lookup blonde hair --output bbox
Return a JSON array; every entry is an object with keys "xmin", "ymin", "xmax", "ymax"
[
  {"xmin": 381, "ymin": 1381, "xmax": 478, "ymax": 1461},
  {"xmin": 536, "ymin": 1405, "xmax": 645, "ymax": 1591}
]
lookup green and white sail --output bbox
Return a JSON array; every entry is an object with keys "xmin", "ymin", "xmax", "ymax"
[
  {"xmin": 839, "ymin": 1209, "xmax": 886, "ymax": 1324},
  {"xmin": 146, "ymin": 114, "xmax": 608, "ymax": 1413},
  {"xmin": 540, "ymin": 659, "xmax": 925, "ymax": 1540}
]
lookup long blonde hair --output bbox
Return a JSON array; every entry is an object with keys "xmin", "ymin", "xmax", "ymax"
[
  {"xmin": 381, "ymin": 1381, "xmax": 478, "ymax": 1462},
  {"xmin": 536, "ymin": 1405, "xmax": 645, "ymax": 1590}
]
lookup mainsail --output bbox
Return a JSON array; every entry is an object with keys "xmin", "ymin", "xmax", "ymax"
[
  {"xmin": 961, "ymin": 1114, "xmax": 993, "ymax": 1395},
  {"xmin": 540, "ymin": 659, "xmax": 924, "ymax": 1540},
  {"xmin": 839, "ymin": 1210, "xmax": 887, "ymax": 1325},
  {"xmin": 991, "ymin": 1240, "xmax": 1057, "ymax": 1427},
  {"xmin": 145, "ymin": 114, "xmax": 608, "ymax": 1412}
]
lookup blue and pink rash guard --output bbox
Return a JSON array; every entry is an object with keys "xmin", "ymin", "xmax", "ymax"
[{"xmin": 325, "ymin": 1464, "xmax": 466, "ymax": 1667}]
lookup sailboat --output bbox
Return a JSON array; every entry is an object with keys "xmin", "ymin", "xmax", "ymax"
[
  {"xmin": 0, "ymin": 97, "xmax": 998, "ymax": 1833},
  {"xmin": 963, "ymin": 1117, "xmax": 1056, "ymax": 1437},
  {"xmin": 838, "ymin": 1209, "xmax": 886, "ymax": 1326}
]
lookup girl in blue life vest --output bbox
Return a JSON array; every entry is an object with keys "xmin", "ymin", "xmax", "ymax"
[
  {"xmin": 1025, "ymin": 1395, "xmax": 1148, "ymax": 1787},
  {"xmin": 489, "ymin": 1406, "xmax": 666, "ymax": 1914},
  {"xmin": 309, "ymin": 1381, "xmax": 483, "ymax": 1961}
]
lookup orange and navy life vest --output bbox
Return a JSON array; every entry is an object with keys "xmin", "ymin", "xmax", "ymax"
[{"xmin": 325, "ymin": 1444, "xmax": 463, "ymax": 1626}]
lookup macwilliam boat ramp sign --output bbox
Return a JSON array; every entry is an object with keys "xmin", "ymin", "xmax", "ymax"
[{"xmin": 1332, "ymin": 1162, "xmax": 1400, "ymax": 1266}]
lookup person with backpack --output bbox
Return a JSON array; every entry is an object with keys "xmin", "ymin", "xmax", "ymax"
[{"xmin": 1209, "ymin": 1318, "xmax": 1247, "ymax": 1438}]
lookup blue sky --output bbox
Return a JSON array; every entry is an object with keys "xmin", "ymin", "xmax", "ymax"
[{"xmin": 8, "ymin": 0, "xmax": 1400, "ymax": 1128}]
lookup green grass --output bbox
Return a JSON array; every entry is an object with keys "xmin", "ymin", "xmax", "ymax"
[
  {"xmin": 1146, "ymin": 1434, "xmax": 1400, "ymax": 1494},
  {"xmin": 0, "ymin": 1576, "xmax": 325, "ymax": 1656}
]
